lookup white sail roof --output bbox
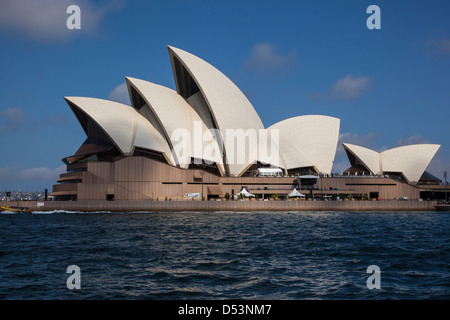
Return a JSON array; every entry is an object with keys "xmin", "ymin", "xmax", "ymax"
[
  {"xmin": 267, "ymin": 133, "xmax": 313, "ymax": 169},
  {"xmin": 168, "ymin": 46, "xmax": 265, "ymax": 176},
  {"xmin": 126, "ymin": 77, "xmax": 224, "ymax": 174},
  {"xmin": 343, "ymin": 142, "xmax": 440, "ymax": 183},
  {"xmin": 65, "ymin": 96, "xmax": 175, "ymax": 165},
  {"xmin": 268, "ymin": 115, "xmax": 340, "ymax": 174},
  {"xmin": 343, "ymin": 143, "xmax": 381, "ymax": 175},
  {"xmin": 381, "ymin": 144, "xmax": 440, "ymax": 183}
]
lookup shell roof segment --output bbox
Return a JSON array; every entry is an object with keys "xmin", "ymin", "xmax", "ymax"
[
  {"xmin": 269, "ymin": 115, "xmax": 340, "ymax": 174},
  {"xmin": 168, "ymin": 46, "xmax": 265, "ymax": 176},
  {"xmin": 126, "ymin": 77, "xmax": 224, "ymax": 173},
  {"xmin": 64, "ymin": 96, "xmax": 175, "ymax": 165},
  {"xmin": 343, "ymin": 142, "xmax": 440, "ymax": 183}
]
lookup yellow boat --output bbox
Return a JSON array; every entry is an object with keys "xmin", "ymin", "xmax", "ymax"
[{"xmin": 1, "ymin": 206, "xmax": 32, "ymax": 214}]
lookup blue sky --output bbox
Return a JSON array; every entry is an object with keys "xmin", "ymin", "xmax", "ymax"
[{"xmin": 0, "ymin": 0, "xmax": 449, "ymax": 191}]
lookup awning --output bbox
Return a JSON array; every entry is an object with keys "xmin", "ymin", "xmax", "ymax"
[
  {"xmin": 288, "ymin": 188, "xmax": 305, "ymax": 197},
  {"xmin": 193, "ymin": 172, "xmax": 203, "ymax": 179},
  {"xmin": 207, "ymin": 185, "xmax": 223, "ymax": 196},
  {"xmin": 57, "ymin": 175, "xmax": 82, "ymax": 182},
  {"xmin": 237, "ymin": 188, "xmax": 255, "ymax": 197},
  {"xmin": 299, "ymin": 175, "xmax": 319, "ymax": 179},
  {"xmin": 50, "ymin": 191, "xmax": 78, "ymax": 196}
]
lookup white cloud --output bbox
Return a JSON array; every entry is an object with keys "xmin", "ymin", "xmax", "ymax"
[
  {"xmin": 0, "ymin": 107, "xmax": 26, "ymax": 123},
  {"xmin": 424, "ymin": 29, "xmax": 450, "ymax": 55},
  {"xmin": 393, "ymin": 134, "xmax": 429, "ymax": 147},
  {"xmin": 435, "ymin": 38, "xmax": 450, "ymax": 53},
  {"xmin": 39, "ymin": 114, "xmax": 68, "ymax": 127},
  {"xmin": 0, "ymin": 0, "xmax": 123, "ymax": 42},
  {"xmin": 0, "ymin": 166, "xmax": 17, "ymax": 180},
  {"xmin": 308, "ymin": 91, "xmax": 322, "ymax": 100},
  {"xmin": 1, "ymin": 108, "xmax": 69, "ymax": 133},
  {"xmin": 331, "ymin": 75, "xmax": 372, "ymax": 100},
  {"xmin": 18, "ymin": 166, "xmax": 65, "ymax": 180},
  {"xmin": 244, "ymin": 42, "xmax": 296, "ymax": 74},
  {"xmin": 107, "ymin": 82, "xmax": 130, "ymax": 106},
  {"xmin": 0, "ymin": 107, "xmax": 27, "ymax": 135},
  {"xmin": 0, "ymin": 165, "xmax": 65, "ymax": 181}
]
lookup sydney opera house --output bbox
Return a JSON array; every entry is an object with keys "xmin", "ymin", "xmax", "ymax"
[{"xmin": 52, "ymin": 46, "xmax": 443, "ymax": 201}]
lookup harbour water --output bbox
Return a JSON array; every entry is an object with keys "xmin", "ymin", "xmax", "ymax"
[{"xmin": 0, "ymin": 211, "xmax": 449, "ymax": 300}]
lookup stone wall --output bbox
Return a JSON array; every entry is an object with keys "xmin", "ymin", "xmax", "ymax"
[{"xmin": 1, "ymin": 199, "xmax": 438, "ymax": 212}]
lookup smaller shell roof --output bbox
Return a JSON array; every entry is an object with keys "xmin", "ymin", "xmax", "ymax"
[
  {"xmin": 65, "ymin": 96, "xmax": 175, "ymax": 165},
  {"xmin": 343, "ymin": 143, "xmax": 381, "ymax": 175},
  {"xmin": 269, "ymin": 115, "xmax": 340, "ymax": 174},
  {"xmin": 381, "ymin": 144, "xmax": 440, "ymax": 183},
  {"xmin": 126, "ymin": 77, "xmax": 224, "ymax": 173},
  {"xmin": 342, "ymin": 142, "xmax": 440, "ymax": 183}
]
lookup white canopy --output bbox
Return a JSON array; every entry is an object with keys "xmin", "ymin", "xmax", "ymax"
[
  {"xmin": 237, "ymin": 188, "xmax": 255, "ymax": 197},
  {"xmin": 257, "ymin": 168, "xmax": 283, "ymax": 176},
  {"xmin": 288, "ymin": 188, "xmax": 305, "ymax": 197},
  {"xmin": 299, "ymin": 175, "xmax": 319, "ymax": 179}
]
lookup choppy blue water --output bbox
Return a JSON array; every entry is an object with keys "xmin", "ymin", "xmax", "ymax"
[{"xmin": 0, "ymin": 211, "xmax": 449, "ymax": 300}]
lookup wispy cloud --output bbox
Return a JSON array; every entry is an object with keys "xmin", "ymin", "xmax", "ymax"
[
  {"xmin": 0, "ymin": 107, "xmax": 26, "ymax": 123},
  {"xmin": 428, "ymin": 37, "xmax": 450, "ymax": 54},
  {"xmin": 29, "ymin": 113, "xmax": 69, "ymax": 131},
  {"xmin": 424, "ymin": 29, "xmax": 450, "ymax": 55},
  {"xmin": 0, "ymin": 166, "xmax": 17, "ymax": 181},
  {"xmin": 0, "ymin": 107, "xmax": 27, "ymax": 135},
  {"xmin": 0, "ymin": 0, "xmax": 123, "ymax": 42},
  {"xmin": 393, "ymin": 134, "xmax": 429, "ymax": 147},
  {"xmin": 244, "ymin": 42, "xmax": 296, "ymax": 74},
  {"xmin": 308, "ymin": 91, "xmax": 322, "ymax": 100},
  {"xmin": 40, "ymin": 114, "xmax": 68, "ymax": 126},
  {"xmin": 1, "ymin": 106, "xmax": 71, "ymax": 134},
  {"xmin": 18, "ymin": 166, "xmax": 66, "ymax": 180},
  {"xmin": 0, "ymin": 165, "xmax": 65, "ymax": 181},
  {"xmin": 331, "ymin": 75, "xmax": 372, "ymax": 100},
  {"xmin": 108, "ymin": 82, "xmax": 130, "ymax": 106}
]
